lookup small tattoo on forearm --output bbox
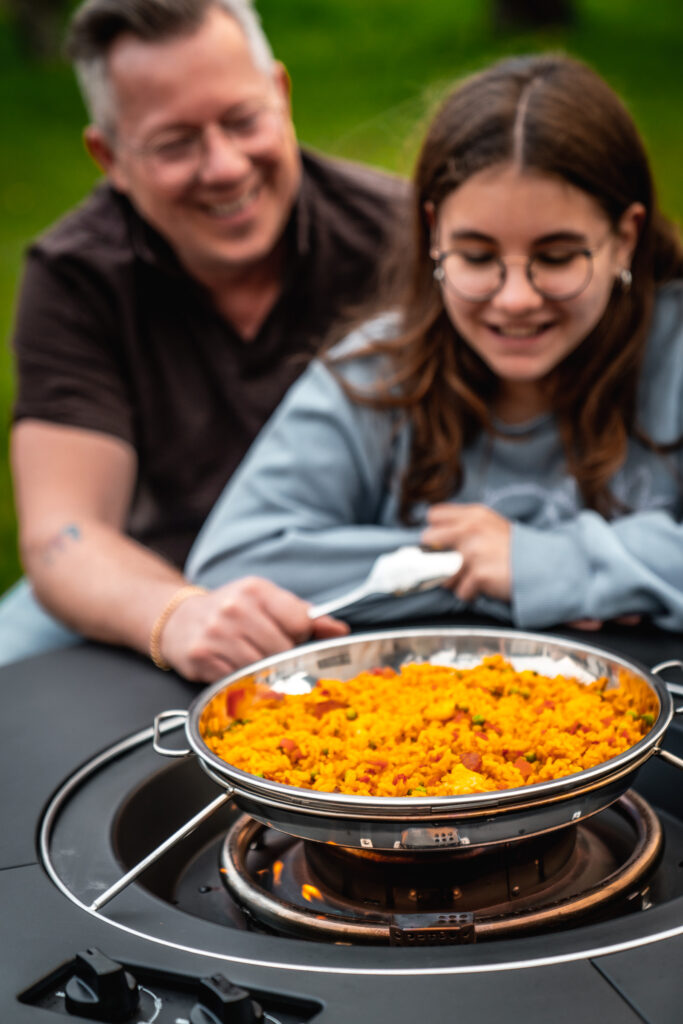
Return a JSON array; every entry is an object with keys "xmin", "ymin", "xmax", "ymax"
[{"xmin": 40, "ymin": 524, "xmax": 82, "ymax": 565}]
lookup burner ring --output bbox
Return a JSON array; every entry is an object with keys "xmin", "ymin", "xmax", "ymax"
[{"xmin": 221, "ymin": 791, "xmax": 662, "ymax": 943}]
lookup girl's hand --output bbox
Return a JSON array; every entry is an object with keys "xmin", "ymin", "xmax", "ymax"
[{"xmin": 421, "ymin": 503, "xmax": 512, "ymax": 603}]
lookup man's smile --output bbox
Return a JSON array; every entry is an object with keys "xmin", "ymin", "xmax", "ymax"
[{"xmin": 196, "ymin": 182, "xmax": 262, "ymax": 220}]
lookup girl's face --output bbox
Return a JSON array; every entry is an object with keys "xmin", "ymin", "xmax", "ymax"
[{"xmin": 430, "ymin": 163, "xmax": 642, "ymax": 406}]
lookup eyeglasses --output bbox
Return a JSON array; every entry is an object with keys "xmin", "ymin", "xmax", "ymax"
[
  {"xmin": 123, "ymin": 102, "xmax": 284, "ymax": 177},
  {"xmin": 431, "ymin": 233, "xmax": 613, "ymax": 302}
]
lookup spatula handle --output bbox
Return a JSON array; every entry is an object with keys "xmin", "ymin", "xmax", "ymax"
[{"xmin": 308, "ymin": 582, "xmax": 374, "ymax": 619}]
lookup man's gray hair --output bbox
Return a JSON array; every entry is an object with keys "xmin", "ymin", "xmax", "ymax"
[{"xmin": 66, "ymin": 0, "xmax": 274, "ymax": 137}]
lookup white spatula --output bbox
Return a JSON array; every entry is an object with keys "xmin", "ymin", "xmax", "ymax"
[{"xmin": 308, "ymin": 545, "xmax": 463, "ymax": 619}]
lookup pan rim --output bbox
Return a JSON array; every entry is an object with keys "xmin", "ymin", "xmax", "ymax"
[{"xmin": 184, "ymin": 626, "xmax": 672, "ymax": 816}]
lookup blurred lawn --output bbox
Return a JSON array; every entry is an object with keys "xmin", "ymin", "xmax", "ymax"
[{"xmin": 1, "ymin": 0, "xmax": 682, "ymax": 592}]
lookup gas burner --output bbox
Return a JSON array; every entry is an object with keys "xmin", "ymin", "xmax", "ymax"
[
  {"xmin": 39, "ymin": 724, "xmax": 683, "ymax": 969},
  {"xmin": 220, "ymin": 792, "xmax": 662, "ymax": 944}
]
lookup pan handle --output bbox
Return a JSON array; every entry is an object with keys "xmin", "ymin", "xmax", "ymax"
[
  {"xmin": 651, "ymin": 660, "xmax": 683, "ymax": 713},
  {"xmin": 153, "ymin": 709, "xmax": 191, "ymax": 757},
  {"xmin": 651, "ymin": 660, "xmax": 683, "ymax": 770}
]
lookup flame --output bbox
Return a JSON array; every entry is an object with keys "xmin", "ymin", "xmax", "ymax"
[
  {"xmin": 272, "ymin": 860, "xmax": 284, "ymax": 885},
  {"xmin": 301, "ymin": 883, "xmax": 323, "ymax": 902}
]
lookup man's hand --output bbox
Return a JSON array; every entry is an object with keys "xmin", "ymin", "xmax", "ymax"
[
  {"xmin": 160, "ymin": 577, "xmax": 349, "ymax": 683},
  {"xmin": 11, "ymin": 422, "xmax": 347, "ymax": 680},
  {"xmin": 421, "ymin": 503, "xmax": 512, "ymax": 604}
]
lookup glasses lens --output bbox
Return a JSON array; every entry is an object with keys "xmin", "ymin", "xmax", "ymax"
[
  {"xmin": 441, "ymin": 251, "xmax": 502, "ymax": 300},
  {"xmin": 225, "ymin": 105, "xmax": 281, "ymax": 150},
  {"xmin": 529, "ymin": 250, "xmax": 592, "ymax": 300},
  {"xmin": 143, "ymin": 104, "xmax": 281, "ymax": 175}
]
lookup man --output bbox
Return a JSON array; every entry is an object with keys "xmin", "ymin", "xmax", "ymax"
[{"xmin": 1, "ymin": 0, "xmax": 407, "ymax": 680}]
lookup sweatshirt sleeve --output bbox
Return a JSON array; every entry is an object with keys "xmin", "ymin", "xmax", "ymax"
[
  {"xmin": 511, "ymin": 508, "xmax": 683, "ymax": 630},
  {"xmin": 186, "ymin": 347, "xmax": 424, "ymax": 603}
]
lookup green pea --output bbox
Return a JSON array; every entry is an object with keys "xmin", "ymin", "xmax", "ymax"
[{"xmin": 226, "ymin": 718, "xmax": 249, "ymax": 731}]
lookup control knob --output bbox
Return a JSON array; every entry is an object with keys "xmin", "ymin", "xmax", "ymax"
[
  {"xmin": 64, "ymin": 947, "xmax": 139, "ymax": 1021},
  {"xmin": 190, "ymin": 974, "xmax": 263, "ymax": 1024}
]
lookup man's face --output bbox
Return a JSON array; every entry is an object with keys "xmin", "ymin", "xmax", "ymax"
[{"xmin": 88, "ymin": 6, "xmax": 301, "ymax": 282}]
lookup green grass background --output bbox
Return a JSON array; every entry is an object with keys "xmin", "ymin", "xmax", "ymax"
[{"xmin": 1, "ymin": 0, "xmax": 682, "ymax": 592}]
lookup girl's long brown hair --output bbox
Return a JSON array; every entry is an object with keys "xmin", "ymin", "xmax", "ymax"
[{"xmin": 336, "ymin": 55, "xmax": 683, "ymax": 521}]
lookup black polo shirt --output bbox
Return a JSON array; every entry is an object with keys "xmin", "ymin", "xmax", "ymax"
[{"xmin": 11, "ymin": 150, "xmax": 408, "ymax": 566}]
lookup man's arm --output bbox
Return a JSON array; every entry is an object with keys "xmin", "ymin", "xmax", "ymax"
[{"xmin": 12, "ymin": 420, "xmax": 346, "ymax": 681}]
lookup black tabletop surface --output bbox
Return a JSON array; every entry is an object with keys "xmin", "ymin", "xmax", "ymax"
[{"xmin": 1, "ymin": 619, "xmax": 682, "ymax": 1024}]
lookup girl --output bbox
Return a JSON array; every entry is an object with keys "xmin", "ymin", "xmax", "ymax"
[{"xmin": 187, "ymin": 54, "xmax": 683, "ymax": 632}]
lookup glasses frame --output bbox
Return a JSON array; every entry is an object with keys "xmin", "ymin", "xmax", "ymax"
[
  {"xmin": 119, "ymin": 99, "xmax": 285, "ymax": 177},
  {"xmin": 431, "ymin": 230, "xmax": 614, "ymax": 303}
]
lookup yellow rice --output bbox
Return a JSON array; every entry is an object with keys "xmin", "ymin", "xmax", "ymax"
[{"xmin": 199, "ymin": 655, "xmax": 657, "ymax": 796}]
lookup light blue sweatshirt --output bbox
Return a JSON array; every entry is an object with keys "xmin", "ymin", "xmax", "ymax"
[{"xmin": 187, "ymin": 283, "xmax": 683, "ymax": 630}]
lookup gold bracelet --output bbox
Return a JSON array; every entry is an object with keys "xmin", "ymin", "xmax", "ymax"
[{"xmin": 149, "ymin": 584, "xmax": 207, "ymax": 671}]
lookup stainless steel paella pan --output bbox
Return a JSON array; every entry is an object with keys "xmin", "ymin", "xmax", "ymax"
[{"xmin": 154, "ymin": 628, "xmax": 683, "ymax": 852}]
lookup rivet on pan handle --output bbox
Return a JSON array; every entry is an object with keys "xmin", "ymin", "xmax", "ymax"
[{"xmin": 152, "ymin": 709, "xmax": 190, "ymax": 757}]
